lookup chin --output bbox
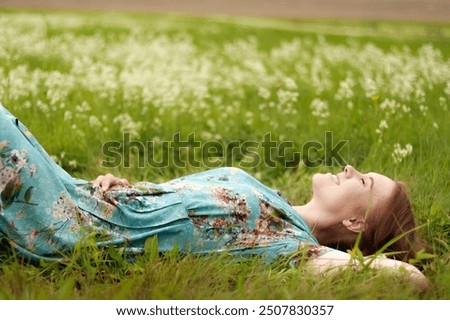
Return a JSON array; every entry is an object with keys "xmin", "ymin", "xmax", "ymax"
[
  {"xmin": 311, "ymin": 173, "xmax": 326, "ymax": 191},
  {"xmin": 312, "ymin": 172, "xmax": 336, "ymax": 193},
  {"xmin": 312, "ymin": 172, "xmax": 328, "ymax": 182}
]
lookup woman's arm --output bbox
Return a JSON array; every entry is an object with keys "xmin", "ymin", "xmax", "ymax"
[
  {"xmin": 92, "ymin": 173, "xmax": 131, "ymax": 191},
  {"xmin": 306, "ymin": 249, "xmax": 429, "ymax": 291}
]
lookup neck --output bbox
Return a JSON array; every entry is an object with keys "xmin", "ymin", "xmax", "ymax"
[
  {"xmin": 293, "ymin": 200, "xmax": 326, "ymax": 244},
  {"xmin": 293, "ymin": 203, "xmax": 319, "ymax": 231},
  {"xmin": 293, "ymin": 201, "xmax": 345, "ymax": 247}
]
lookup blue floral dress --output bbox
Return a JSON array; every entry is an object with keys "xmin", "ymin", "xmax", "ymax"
[{"xmin": 0, "ymin": 103, "xmax": 326, "ymax": 263}]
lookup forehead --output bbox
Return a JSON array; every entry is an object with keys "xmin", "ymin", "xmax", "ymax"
[{"xmin": 368, "ymin": 172, "xmax": 397, "ymax": 200}]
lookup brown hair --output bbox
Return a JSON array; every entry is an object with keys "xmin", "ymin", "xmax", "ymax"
[{"xmin": 359, "ymin": 182, "xmax": 423, "ymax": 262}]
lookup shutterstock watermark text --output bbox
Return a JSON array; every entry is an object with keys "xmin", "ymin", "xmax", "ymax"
[{"xmin": 101, "ymin": 131, "xmax": 348, "ymax": 169}]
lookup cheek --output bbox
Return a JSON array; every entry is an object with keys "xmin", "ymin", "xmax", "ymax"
[
  {"xmin": 342, "ymin": 190, "xmax": 372, "ymax": 215},
  {"xmin": 368, "ymin": 194, "xmax": 384, "ymax": 213},
  {"xmin": 321, "ymin": 185, "xmax": 367, "ymax": 213}
]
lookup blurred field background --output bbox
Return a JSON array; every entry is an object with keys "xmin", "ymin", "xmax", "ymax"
[
  {"xmin": 0, "ymin": 1, "xmax": 449, "ymax": 299},
  {"xmin": 2, "ymin": 0, "xmax": 450, "ymax": 21}
]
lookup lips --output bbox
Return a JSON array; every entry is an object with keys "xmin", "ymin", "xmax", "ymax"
[{"xmin": 332, "ymin": 174, "xmax": 340, "ymax": 185}]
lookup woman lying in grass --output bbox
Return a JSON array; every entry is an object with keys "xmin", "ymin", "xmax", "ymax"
[{"xmin": 0, "ymin": 103, "xmax": 428, "ymax": 291}]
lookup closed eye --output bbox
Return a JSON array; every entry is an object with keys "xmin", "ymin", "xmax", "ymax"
[{"xmin": 362, "ymin": 177, "xmax": 375, "ymax": 189}]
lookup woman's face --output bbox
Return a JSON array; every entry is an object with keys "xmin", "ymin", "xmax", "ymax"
[{"xmin": 311, "ymin": 165, "xmax": 397, "ymax": 219}]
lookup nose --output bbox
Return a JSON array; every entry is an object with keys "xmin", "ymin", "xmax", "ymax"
[{"xmin": 343, "ymin": 165, "xmax": 363, "ymax": 178}]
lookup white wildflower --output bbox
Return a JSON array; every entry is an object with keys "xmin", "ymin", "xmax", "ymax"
[
  {"xmin": 380, "ymin": 99, "xmax": 402, "ymax": 116},
  {"xmin": 375, "ymin": 119, "xmax": 388, "ymax": 140},
  {"xmin": 392, "ymin": 143, "xmax": 413, "ymax": 163},
  {"xmin": 206, "ymin": 119, "xmax": 216, "ymax": 129},
  {"xmin": 51, "ymin": 155, "xmax": 62, "ymax": 165},
  {"xmin": 64, "ymin": 111, "xmax": 72, "ymax": 121},
  {"xmin": 439, "ymin": 97, "xmax": 447, "ymax": 111},
  {"xmin": 362, "ymin": 76, "xmax": 378, "ymax": 98},
  {"xmin": 68, "ymin": 160, "xmax": 78, "ymax": 168},
  {"xmin": 113, "ymin": 113, "xmax": 142, "ymax": 138},
  {"xmin": 335, "ymin": 76, "xmax": 355, "ymax": 100},
  {"xmin": 414, "ymin": 88, "xmax": 426, "ymax": 104},
  {"xmin": 89, "ymin": 115, "xmax": 102, "ymax": 128},
  {"xmin": 36, "ymin": 100, "xmax": 49, "ymax": 113},
  {"xmin": 310, "ymin": 98, "xmax": 330, "ymax": 123},
  {"xmin": 277, "ymin": 89, "xmax": 298, "ymax": 107},
  {"xmin": 419, "ymin": 105, "xmax": 428, "ymax": 116},
  {"xmin": 75, "ymin": 101, "xmax": 91, "ymax": 113},
  {"xmin": 258, "ymin": 87, "xmax": 271, "ymax": 100},
  {"xmin": 284, "ymin": 78, "xmax": 298, "ymax": 91},
  {"xmin": 245, "ymin": 111, "xmax": 254, "ymax": 126}
]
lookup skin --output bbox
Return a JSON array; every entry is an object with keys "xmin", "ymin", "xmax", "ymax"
[
  {"xmin": 293, "ymin": 165, "xmax": 397, "ymax": 248},
  {"xmin": 92, "ymin": 173, "xmax": 130, "ymax": 190},
  {"xmin": 292, "ymin": 165, "xmax": 427, "ymax": 291},
  {"xmin": 92, "ymin": 166, "xmax": 428, "ymax": 291}
]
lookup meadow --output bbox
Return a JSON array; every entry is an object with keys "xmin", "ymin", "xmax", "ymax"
[{"xmin": 0, "ymin": 8, "xmax": 449, "ymax": 299}]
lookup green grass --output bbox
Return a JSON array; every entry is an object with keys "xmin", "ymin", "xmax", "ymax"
[{"xmin": 0, "ymin": 8, "xmax": 449, "ymax": 299}]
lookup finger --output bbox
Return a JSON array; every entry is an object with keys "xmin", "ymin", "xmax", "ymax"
[
  {"xmin": 101, "ymin": 179, "xmax": 111, "ymax": 191},
  {"xmin": 120, "ymin": 178, "xmax": 130, "ymax": 187},
  {"xmin": 92, "ymin": 175, "xmax": 104, "ymax": 186}
]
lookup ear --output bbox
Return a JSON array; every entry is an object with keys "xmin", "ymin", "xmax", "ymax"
[{"xmin": 342, "ymin": 218, "xmax": 366, "ymax": 233}]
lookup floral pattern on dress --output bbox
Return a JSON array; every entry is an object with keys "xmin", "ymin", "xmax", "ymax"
[
  {"xmin": 1, "ymin": 137, "xmax": 95, "ymax": 253},
  {"xmin": 212, "ymin": 186, "xmax": 251, "ymax": 222},
  {"xmin": 170, "ymin": 168, "xmax": 324, "ymax": 263},
  {"xmin": 0, "ymin": 140, "xmax": 36, "ymax": 210}
]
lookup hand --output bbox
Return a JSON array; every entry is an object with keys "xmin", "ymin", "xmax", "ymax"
[
  {"xmin": 92, "ymin": 173, "xmax": 131, "ymax": 191},
  {"xmin": 308, "ymin": 249, "xmax": 429, "ymax": 292},
  {"xmin": 392, "ymin": 259, "xmax": 429, "ymax": 292}
]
